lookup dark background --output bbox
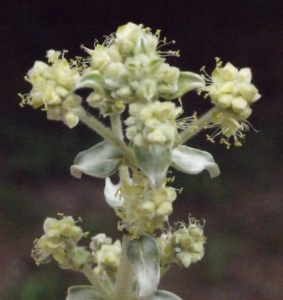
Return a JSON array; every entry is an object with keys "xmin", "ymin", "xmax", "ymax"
[{"xmin": 1, "ymin": 1, "xmax": 283, "ymax": 299}]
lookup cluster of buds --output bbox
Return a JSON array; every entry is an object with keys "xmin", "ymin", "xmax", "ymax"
[
  {"xmin": 81, "ymin": 22, "xmax": 182, "ymax": 117},
  {"xmin": 157, "ymin": 217, "xmax": 206, "ymax": 269},
  {"xmin": 202, "ymin": 59, "xmax": 261, "ymax": 146},
  {"xmin": 20, "ymin": 50, "xmax": 82, "ymax": 128},
  {"xmin": 32, "ymin": 215, "xmax": 90, "ymax": 269},
  {"xmin": 90, "ymin": 233, "xmax": 121, "ymax": 274},
  {"xmin": 113, "ymin": 175, "xmax": 177, "ymax": 235},
  {"xmin": 125, "ymin": 101, "xmax": 182, "ymax": 148}
]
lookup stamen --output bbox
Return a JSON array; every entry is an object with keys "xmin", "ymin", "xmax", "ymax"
[{"xmin": 102, "ymin": 33, "xmax": 116, "ymax": 47}]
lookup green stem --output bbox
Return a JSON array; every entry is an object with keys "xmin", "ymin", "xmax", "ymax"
[
  {"xmin": 110, "ymin": 114, "xmax": 131, "ymax": 186},
  {"xmin": 76, "ymin": 107, "xmax": 136, "ymax": 169},
  {"xmin": 82, "ymin": 264, "xmax": 113, "ymax": 299},
  {"xmin": 114, "ymin": 234, "xmax": 134, "ymax": 300},
  {"xmin": 177, "ymin": 108, "xmax": 216, "ymax": 146}
]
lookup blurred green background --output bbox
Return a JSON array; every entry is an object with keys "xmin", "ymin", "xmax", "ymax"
[{"xmin": 1, "ymin": 1, "xmax": 283, "ymax": 299}]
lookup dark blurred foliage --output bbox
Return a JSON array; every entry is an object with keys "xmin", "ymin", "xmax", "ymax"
[{"xmin": 1, "ymin": 1, "xmax": 283, "ymax": 299}]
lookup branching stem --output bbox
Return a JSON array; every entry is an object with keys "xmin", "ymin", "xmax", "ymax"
[
  {"xmin": 82, "ymin": 264, "xmax": 112, "ymax": 299},
  {"xmin": 110, "ymin": 114, "xmax": 131, "ymax": 186},
  {"xmin": 76, "ymin": 106, "xmax": 136, "ymax": 169},
  {"xmin": 114, "ymin": 234, "xmax": 134, "ymax": 300},
  {"xmin": 177, "ymin": 108, "xmax": 216, "ymax": 146}
]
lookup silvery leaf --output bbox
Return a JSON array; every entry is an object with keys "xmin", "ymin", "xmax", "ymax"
[
  {"xmin": 134, "ymin": 144, "xmax": 171, "ymax": 188},
  {"xmin": 171, "ymin": 145, "xmax": 220, "ymax": 178},
  {"xmin": 150, "ymin": 290, "xmax": 182, "ymax": 300},
  {"xmin": 66, "ymin": 285, "xmax": 103, "ymax": 300},
  {"xmin": 127, "ymin": 234, "xmax": 160, "ymax": 299},
  {"xmin": 70, "ymin": 141, "xmax": 123, "ymax": 178},
  {"xmin": 163, "ymin": 71, "xmax": 205, "ymax": 100}
]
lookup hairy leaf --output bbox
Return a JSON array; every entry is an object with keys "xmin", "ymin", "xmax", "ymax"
[
  {"xmin": 127, "ymin": 234, "xmax": 160, "ymax": 299},
  {"xmin": 151, "ymin": 290, "xmax": 183, "ymax": 300},
  {"xmin": 66, "ymin": 286, "xmax": 103, "ymax": 300},
  {"xmin": 134, "ymin": 144, "xmax": 171, "ymax": 188},
  {"xmin": 163, "ymin": 71, "xmax": 205, "ymax": 99},
  {"xmin": 70, "ymin": 141, "xmax": 123, "ymax": 178},
  {"xmin": 171, "ymin": 145, "xmax": 220, "ymax": 178}
]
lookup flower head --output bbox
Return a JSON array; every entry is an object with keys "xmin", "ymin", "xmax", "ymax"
[
  {"xmin": 157, "ymin": 216, "xmax": 206, "ymax": 268},
  {"xmin": 125, "ymin": 101, "xmax": 182, "ymax": 148},
  {"xmin": 32, "ymin": 215, "xmax": 86, "ymax": 268},
  {"xmin": 77, "ymin": 22, "xmax": 203, "ymax": 113},
  {"xmin": 90, "ymin": 233, "xmax": 121, "ymax": 273},
  {"xmin": 20, "ymin": 50, "xmax": 82, "ymax": 128},
  {"xmin": 202, "ymin": 58, "xmax": 261, "ymax": 147}
]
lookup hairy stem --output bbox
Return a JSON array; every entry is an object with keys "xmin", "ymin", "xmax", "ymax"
[
  {"xmin": 177, "ymin": 108, "xmax": 216, "ymax": 146},
  {"xmin": 110, "ymin": 114, "xmax": 131, "ymax": 186},
  {"xmin": 114, "ymin": 234, "xmax": 134, "ymax": 300},
  {"xmin": 82, "ymin": 264, "xmax": 112, "ymax": 299},
  {"xmin": 76, "ymin": 107, "xmax": 136, "ymax": 169}
]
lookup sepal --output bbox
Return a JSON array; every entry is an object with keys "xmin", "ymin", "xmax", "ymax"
[
  {"xmin": 171, "ymin": 145, "xmax": 220, "ymax": 178},
  {"xmin": 127, "ymin": 234, "xmax": 160, "ymax": 299},
  {"xmin": 70, "ymin": 141, "xmax": 123, "ymax": 178}
]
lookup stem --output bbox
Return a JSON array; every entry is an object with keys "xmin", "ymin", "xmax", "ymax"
[
  {"xmin": 76, "ymin": 107, "xmax": 136, "ymax": 169},
  {"xmin": 110, "ymin": 114, "xmax": 131, "ymax": 186},
  {"xmin": 82, "ymin": 264, "xmax": 112, "ymax": 299},
  {"xmin": 177, "ymin": 108, "xmax": 216, "ymax": 146},
  {"xmin": 114, "ymin": 234, "xmax": 134, "ymax": 300}
]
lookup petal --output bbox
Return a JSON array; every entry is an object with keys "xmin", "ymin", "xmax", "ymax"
[
  {"xmin": 171, "ymin": 146, "xmax": 220, "ymax": 178},
  {"xmin": 104, "ymin": 177, "xmax": 124, "ymax": 208}
]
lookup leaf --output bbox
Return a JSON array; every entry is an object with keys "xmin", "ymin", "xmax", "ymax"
[
  {"xmin": 150, "ymin": 290, "xmax": 183, "ymax": 300},
  {"xmin": 134, "ymin": 144, "xmax": 171, "ymax": 188},
  {"xmin": 171, "ymin": 145, "xmax": 220, "ymax": 178},
  {"xmin": 127, "ymin": 234, "xmax": 160, "ymax": 299},
  {"xmin": 75, "ymin": 71, "xmax": 105, "ymax": 94},
  {"xmin": 104, "ymin": 177, "xmax": 124, "ymax": 208},
  {"xmin": 66, "ymin": 285, "xmax": 103, "ymax": 300},
  {"xmin": 70, "ymin": 141, "xmax": 123, "ymax": 178},
  {"xmin": 163, "ymin": 71, "xmax": 205, "ymax": 100}
]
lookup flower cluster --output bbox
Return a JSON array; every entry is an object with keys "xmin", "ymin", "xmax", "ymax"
[
  {"xmin": 90, "ymin": 233, "xmax": 121, "ymax": 274},
  {"xmin": 32, "ymin": 215, "xmax": 90, "ymax": 269},
  {"xmin": 157, "ymin": 217, "xmax": 206, "ymax": 269},
  {"xmin": 20, "ymin": 50, "xmax": 82, "ymax": 128},
  {"xmin": 202, "ymin": 59, "xmax": 261, "ymax": 146},
  {"xmin": 125, "ymin": 101, "xmax": 182, "ymax": 148},
  {"xmin": 80, "ymin": 22, "xmax": 181, "ymax": 116},
  {"xmin": 111, "ymin": 175, "xmax": 177, "ymax": 235}
]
